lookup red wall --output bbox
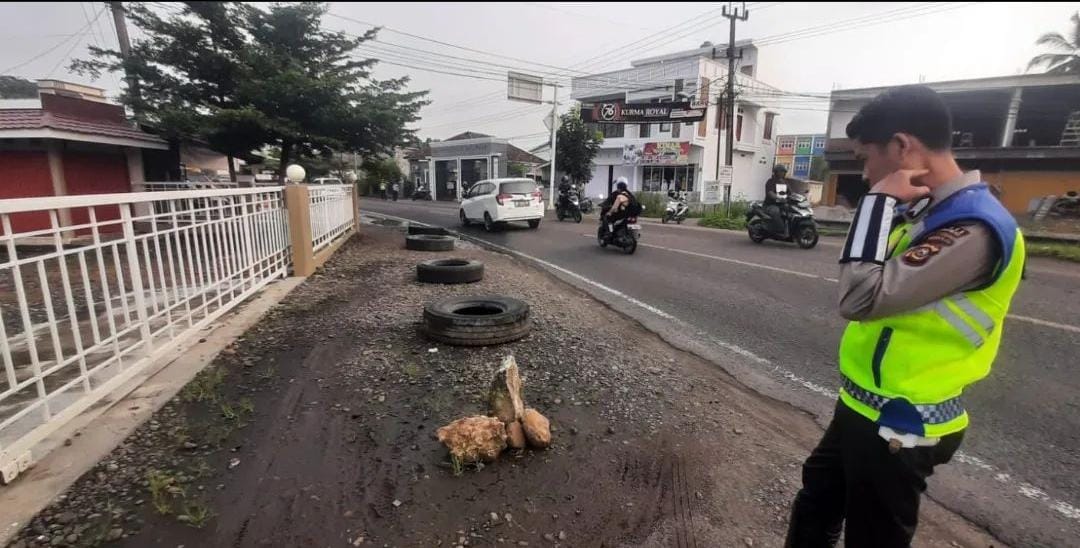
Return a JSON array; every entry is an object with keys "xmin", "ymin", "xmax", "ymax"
[
  {"xmin": 63, "ymin": 151, "xmax": 130, "ymax": 232},
  {"xmin": 0, "ymin": 151, "xmax": 55, "ymax": 233}
]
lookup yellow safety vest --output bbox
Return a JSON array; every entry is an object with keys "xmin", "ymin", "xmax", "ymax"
[{"xmin": 838, "ymin": 185, "xmax": 1025, "ymax": 438}]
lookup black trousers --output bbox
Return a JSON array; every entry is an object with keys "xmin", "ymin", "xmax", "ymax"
[{"xmin": 785, "ymin": 401, "xmax": 964, "ymax": 548}]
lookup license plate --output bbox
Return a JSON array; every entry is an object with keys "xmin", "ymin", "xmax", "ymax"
[
  {"xmin": 514, "ymin": 200, "xmax": 529, "ymax": 207},
  {"xmin": 628, "ymin": 224, "xmax": 641, "ymax": 230}
]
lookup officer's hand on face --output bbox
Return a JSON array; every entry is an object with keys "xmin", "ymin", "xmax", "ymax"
[{"xmin": 870, "ymin": 169, "xmax": 930, "ymax": 203}]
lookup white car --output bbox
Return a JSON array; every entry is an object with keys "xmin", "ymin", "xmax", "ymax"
[
  {"xmin": 460, "ymin": 178, "xmax": 544, "ymax": 231},
  {"xmin": 311, "ymin": 177, "xmax": 344, "ymax": 185}
]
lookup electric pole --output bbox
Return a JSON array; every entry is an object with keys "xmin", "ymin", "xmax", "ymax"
[
  {"xmin": 108, "ymin": 1, "xmax": 141, "ymax": 117},
  {"xmin": 722, "ymin": 2, "xmax": 748, "ymax": 168}
]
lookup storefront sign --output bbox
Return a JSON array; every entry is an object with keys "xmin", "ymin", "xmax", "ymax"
[
  {"xmin": 622, "ymin": 143, "xmax": 643, "ymax": 165},
  {"xmin": 641, "ymin": 142, "xmax": 690, "ymax": 165},
  {"xmin": 584, "ymin": 101, "xmax": 706, "ymax": 124},
  {"xmin": 701, "ymin": 166, "xmax": 733, "ymax": 204}
]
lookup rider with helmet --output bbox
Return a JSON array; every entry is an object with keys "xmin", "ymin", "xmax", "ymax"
[
  {"xmin": 601, "ymin": 177, "xmax": 638, "ymax": 233},
  {"xmin": 765, "ymin": 165, "xmax": 790, "ymax": 234}
]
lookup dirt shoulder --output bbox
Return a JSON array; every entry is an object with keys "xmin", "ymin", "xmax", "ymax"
[{"xmin": 7, "ymin": 225, "xmax": 1000, "ymax": 548}]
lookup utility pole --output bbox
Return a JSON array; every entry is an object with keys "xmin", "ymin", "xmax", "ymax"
[
  {"xmin": 722, "ymin": 2, "xmax": 748, "ymax": 168},
  {"xmin": 108, "ymin": 2, "xmax": 141, "ymax": 116},
  {"xmin": 547, "ymin": 84, "xmax": 559, "ymax": 210}
]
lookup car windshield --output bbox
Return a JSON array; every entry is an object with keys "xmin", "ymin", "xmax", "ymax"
[{"xmin": 500, "ymin": 181, "xmax": 536, "ymax": 195}]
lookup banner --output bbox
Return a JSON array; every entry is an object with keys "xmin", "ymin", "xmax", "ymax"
[
  {"xmin": 641, "ymin": 142, "xmax": 690, "ymax": 165},
  {"xmin": 584, "ymin": 101, "xmax": 706, "ymax": 124},
  {"xmin": 622, "ymin": 143, "xmax": 643, "ymax": 165}
]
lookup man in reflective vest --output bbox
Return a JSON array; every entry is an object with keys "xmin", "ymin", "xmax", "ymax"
[{"xmin": 785, "ymin": 85, "xmax": 1025, "ymax": 547}]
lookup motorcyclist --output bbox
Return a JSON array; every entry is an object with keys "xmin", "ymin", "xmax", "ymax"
[
  {"xmin": 557, "ymin": 175, "xmax": 573, "ymax": 209},
  {"xmin": 602, "ymin": 178, "xmax": 636, "ymax": 234},
  {"xmin": 764, "ymin": 165, "xmax": 789, "ymax": 234}
]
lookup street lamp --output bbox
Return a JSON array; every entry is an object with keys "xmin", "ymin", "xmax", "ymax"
[{"xmin": 285, "ymin": 164, "xmax": 306, "ymax": 184}]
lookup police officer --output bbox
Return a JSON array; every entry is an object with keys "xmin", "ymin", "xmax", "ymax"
[{"xmin": 785, "ymin": 85, "xmax": 1026, "ymax": 547}]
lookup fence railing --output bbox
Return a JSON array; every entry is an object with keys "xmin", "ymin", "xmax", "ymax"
[
  {"xmin": 0, "ymin": 187, "xmax": 290, "ymax": 481},
  {"xmin": 309, "ymin": 185, "xmax": 354, "ymax": 252}
]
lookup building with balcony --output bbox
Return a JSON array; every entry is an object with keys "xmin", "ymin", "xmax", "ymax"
[
  {"xmin": 570, "ymin": 40, "xmax": 779, "ymax": 202},
  {"xmin": 822, "ymin": 73, "xmax": 1080, "ymax": 213}
]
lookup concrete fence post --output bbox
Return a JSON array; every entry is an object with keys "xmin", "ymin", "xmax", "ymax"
[
  {"xmin": 284, "ymin": 185, "xmax": 315, "ymax": 277},
  {"xmin": 352, "ymin": 183, "xmax": 360, "ymax": 232}
]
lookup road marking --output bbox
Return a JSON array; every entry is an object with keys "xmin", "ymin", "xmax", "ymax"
[
  {"xmin": 637, "ymin": 240, "xmax": 1079, "ymax": 334},
  {"xmin": 363, "ymin": 210, "xmax": 1080, "ymax": 523}
]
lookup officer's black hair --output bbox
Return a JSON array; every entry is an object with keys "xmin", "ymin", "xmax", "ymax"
[{"xmin": 846, "ymin": 85, "xmax": 953, "ymax": 151}]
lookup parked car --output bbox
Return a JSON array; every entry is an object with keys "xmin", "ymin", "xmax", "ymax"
[
  {"xmin": 311, "ymin": 177, "xmax": 344, "ymax": 185},
  {"xmin": 459, "ymin": 178, "xmax": 544, "ymax": 231}
]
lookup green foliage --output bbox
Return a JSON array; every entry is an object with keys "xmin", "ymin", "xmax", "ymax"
[
  {"xmin": 698, "ymin": 200, "xmax": 752, "ymax": 230},
  {"xmin": 1027, "ymin": 12, "xmax": 1080, "ymax": 74},
  {"xmin": 508, "ymin": 161, "xmax": 529, "ymax": 177},
  {"xmin": 180, "ymin": 367, "xmax": 225, "ymax": 404},
  {"xmin": 633, "ymin": 192, "xmax": 668, "ymax": 218},
  {"xmin": 1027, "ymin": 241, "xmax": 1080, "ymax": 262},
  {"xmin": 0, "ymin": 75, "xmax": 38, "ymax": 98},
  {"xmin": 809, "ymin": 156, "xmax": 830, "ymax": 182},
  {"xmin": 556, "ymin": 108, "xmax": 602, "ymax": 185}
]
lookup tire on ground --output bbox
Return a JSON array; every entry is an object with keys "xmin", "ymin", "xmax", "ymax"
[
  {"xmin": 408, "ymin": 225, "xmax": 448, "ymax": 236},
  {"xmin": 405, "ymin": 234, "xmax": 455, "ymax": 252},
  {"xmin": 416, "ymin": 258, "xmax": 484, "ymax": 284},
  {"xmin": 422, "ymin": 295, "xmax": 531, "ymax": 346}
]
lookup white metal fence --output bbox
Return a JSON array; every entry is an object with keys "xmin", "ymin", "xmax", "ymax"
[
  {"xmin": 309, "ymin": 185, "xmax": 354, "ymax": 252},
  {"xmin": 0, "ymin": 187, "xmax": 289, "ymax": 481}
]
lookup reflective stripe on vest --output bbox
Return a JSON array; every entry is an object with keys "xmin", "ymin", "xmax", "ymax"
[{"xmin": 842, "ymin": 378, "xmax": 965, "ymax": 425}]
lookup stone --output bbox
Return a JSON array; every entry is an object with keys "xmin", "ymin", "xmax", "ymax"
[
  {"xmin": 744, "ymin": 538, "xmax": 754, "ymax": 547},
  {"xmin": 521, "ymin": 409, "xmax": 551, "ymax": 449},
  {"xmin": 507, "ymin": 421, "xmax": 527, "ymax": 450},
  {"xmin": 488, "ymin": 356, "xmax": 525, "ymax": 424},
  {"xmin": 436, "ymin": 416, "xmax": 508, "ymax": 463},
  {"xmin": 106, "ymin": 528, "xmax": 124, "ymax": 541}
]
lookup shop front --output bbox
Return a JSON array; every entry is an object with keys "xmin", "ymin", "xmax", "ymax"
[{"xmin": 428, "ymin": 136, "xmax": 508, "ymax": 201}]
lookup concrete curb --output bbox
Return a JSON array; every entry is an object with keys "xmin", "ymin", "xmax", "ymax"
[{"xmin": 0, "ymin": 277, "xmax": 305, "ymax": 546}]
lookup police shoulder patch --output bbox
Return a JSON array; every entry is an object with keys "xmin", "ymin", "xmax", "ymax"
[{"xmin": 900, "ymin": 225, "xmax": 970, "ymax": 266}]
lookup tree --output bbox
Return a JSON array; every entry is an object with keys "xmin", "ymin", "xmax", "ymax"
[
  {"xmin": 809, "ymin": 156, "xmax": 830, "ymax": 182},
  {"xmin": 1028, "ymin": 12, "xmax": 1080, "ymax": 74},
  {"xmin": 0, "ymin": 75, "xmax": 37, "ymax": 98},
  {"xmin": 71, "ymin": 2, "xmax": 427, "ymax": 181},
  {"xmin": 508, "ymin": 161, "xmax": 529, "ymax": 178},
  {"xmin": 555, "ymin": 109, "xmax": 602, "ymax": 185},
  {"xmin": 359, "ymin": 157, "xmax": 402, "ymax": 195}
]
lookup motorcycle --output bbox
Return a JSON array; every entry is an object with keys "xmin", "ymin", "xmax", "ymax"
[
  {"xmin": 579, "ymin": 195, "xmax": 594, "ymax": 214},
  {"xmin": 662, "ymin": 192, "xmax": 689, "ymax": 224},
  {"xmin": 556, "ymin": 190, "xmax": 583, "ymax": 223},
  {"xmin": 597, "ymin": 206, "xmax": 643, "ymax": 254},
  {"xmin": 745, "ymin": 191, "xmax": 819, "ymax": 249},
  {"xmin": 411, "ymin": 185, "xmax": 431, "ymax": 200}
]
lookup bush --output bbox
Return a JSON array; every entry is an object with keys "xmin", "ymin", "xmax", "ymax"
[
  {"xmin": 698, "ymin": 214, "xmax": 746, "ymax": 230},
  {"xmin": 634, "ymin": 192, "xmax": 668, "ymax": 218}
]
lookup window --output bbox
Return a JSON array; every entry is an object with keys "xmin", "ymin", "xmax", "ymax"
[
  {"xmin": 640, "ymin": 123, "xmax": 651, "ymax": 138},
  {"xmin": 736, "ymin": 108, "xmax": 744, "ymax": 142},
  {"xmin": 500, "ymin": 181, "xmax": 538, "ymax": 194},
  {"xmin": 763, "ymin": 113, "xmax": 776, "ymax": 141},
  {"xmin": 586, "ymin": 122, "xmax": 624, "ymax": 139},
  {"xmin": 671, "ymin": 121, "xmax": 681, "ymax": 138},
  {"xmin": 778, "ymin": 136, "xmax": 796, "ymax": 153},
  {"xmin": 641, "ymin": 165, "xmax": 697, "ymax": 193},
  {"xmin": 661, "ymin": 122, "xmax": 671, "ymax": 132}
]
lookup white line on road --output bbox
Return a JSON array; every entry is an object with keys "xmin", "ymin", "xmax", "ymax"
[
  {"xmin": 637, "ymin": 240, "xmax": 1079, "ymax": 335},
  {"xmin": 364, "ymin": 211, "xmax": 1080, "ymax": 523}
]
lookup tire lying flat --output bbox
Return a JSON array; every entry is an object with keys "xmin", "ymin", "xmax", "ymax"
[
  {"xmin": 405, "ymin": 234, "xmax": 455, "ymax": 252},
  {"xmin": 422, "ymin": 295, "xmax": 530, "ymax": 346},
  {"xmin": 407, "ymin": 225, "xmax": 448, "ymax": 236},
  {"xmin": 416, "ymin": 258, "xmax": 484, "ymax": 284}
]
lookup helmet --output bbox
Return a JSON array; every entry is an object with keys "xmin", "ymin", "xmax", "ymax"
[
  {"xmin": 773, "ymin": 164, "xmax": 788, "ymax": 174},
  {"xmin": 615, "ymin": 176, "xmax": 628, "ymax": 191},
  {"xmin": 561, "ymin": 175, "xmax": 570, "ymax": 183}
]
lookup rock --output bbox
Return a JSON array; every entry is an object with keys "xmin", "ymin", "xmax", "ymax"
[
  {"xmin": 106, "ymin": 528, "xmax": 124, "ymax": 541},
  {"xmin": 436, "ymin": 416, "xmax": 507, "ymax": 463},
  {"xmin": 490, "ymin": 512, "xmax": 500, "ymax": 522},
  {"xmin": 56, "ymin": 512, "xmax": 76, "ymax": 525},
  {"xmin": 521, "ymin": 409, "xmax": 551, "ymax": 449},
  {"xmin": 392, "ymin": 500, "xmax": 402, "ymax": 508},
  {"xmin": 558, "ymin": 531, "xmax": 566, "ymax": 541},
  {"xmin": 229, "ymin": 458, "xmax": 241, "ymax": 469},
  {"xmin": 543, "ymin": 533, "xmax": 555, "ymax": 542},
  {"xmin": 9, "ymin": 541, "xmax": 26, "ymax": 548},
  {"xmin": 606, "ymin": 426, "xmax": 616, "ymax": 435},
  {"xmin": 744, "ymin": 538, "xmax": 754, "ymax": 547},
  {"xmin": 66, "ymin": 534, "xmax": 78, "ymax": 543},
  {"xmin": 507, "ymin": 421, "xmax": 527, "ymax": 450},
  {"xmin": 488, "ymin": 356, "xmax": 525, "ymax": 424}
]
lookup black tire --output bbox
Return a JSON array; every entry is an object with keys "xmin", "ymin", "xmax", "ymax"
[
  {"xmin": 459, "ymin": 209, "xmax": 471, "ymax": 227},
  {"xmin": 408, "ymin": 225, "xmax": 448, "ymax": 236},
  {"xmin": 624, "ymin": 238, "xmax": 638, "ymax": 255},
  {"xmin": 597, "ymin": 225, "xmax": 608, "ymax": 248},
  {"xmin": 661, "ymin": 215, "xmax": 669, "ymax": 224},
  {"xmin": 417, "ymin": 258, "xmax": 484, "ymax": 284},
  {"xmin": 573, "ymin": 210, "xmax": 582, "ymax": 223},
  {"xmin": 676, "ymin": 217, "xmax": 683, "ymax": 225},
  {"xmin": 423, "ymin": 295, "xmax": 531, "ymax": 346},
  {"xmin": 748, "ymin": 220, "xmax": 767, "ymax": 244},
  {"xmin": 528, "ymin": 219, "xmax": 541, "ymax": 229},
  {"xmin": 796, "ymin": 223, "xmax": 819, "ymax": 249},
  {"xmin": 405, "ymin": 234, "xmax": 455, "ymax": 252},
  {"xmin": 483, "ymin": 212, "xmax": 496, "ymax": 233},
  {"xmin": 557, "ymin": 209, "xmax": 565, "ymax": 221}
]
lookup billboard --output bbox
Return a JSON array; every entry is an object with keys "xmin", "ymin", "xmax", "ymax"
[
  {"xmin": 641, "ymin": 142, "xmax": 690, "ymax": 165},
  {"xmin": 507, "ymin": 71, "xmax": 543, "ymax": 104},
  {"xmin": 583, "ymin": 101, "xmax": 706, "ymax": 124}
]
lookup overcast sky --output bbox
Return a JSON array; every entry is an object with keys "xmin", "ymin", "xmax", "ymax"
[{"xmin": 2, "ymin": 2, "xmax": 1076, "ymax": 150}]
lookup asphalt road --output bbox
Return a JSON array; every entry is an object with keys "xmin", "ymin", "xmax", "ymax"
[{"xmin": 362, "ymin": 198, "xmax": 1080, "ymax": 547}]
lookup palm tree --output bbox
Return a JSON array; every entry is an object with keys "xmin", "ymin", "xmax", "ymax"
[{"xmin": 1028, "ymin": 12, "xmax": 1080, "ymax": 74}]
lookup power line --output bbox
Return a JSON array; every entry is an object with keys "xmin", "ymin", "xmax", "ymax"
[
  {"xmin": 1, "ymin": 8, "xmax": 103, "ymax": 74},
  {"xmin": 755, "ymin": 2, "xmax": 981, "ymax": 47}
]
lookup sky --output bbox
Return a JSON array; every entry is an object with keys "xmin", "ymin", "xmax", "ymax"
[{"xmin": 1, "ymin": 2, "xmax": 1076, "ymax": 151}]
